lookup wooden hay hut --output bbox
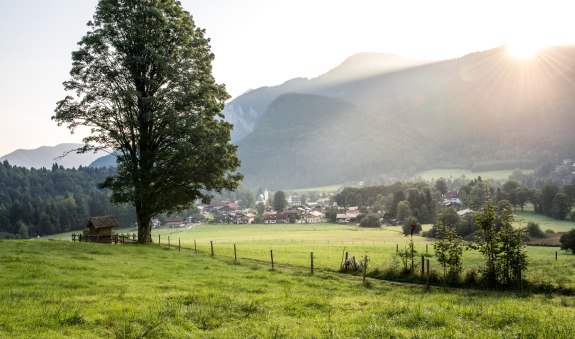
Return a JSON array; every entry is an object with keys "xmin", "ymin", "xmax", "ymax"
[{"xmin": 83, "ymin": 216, "xmax": 119, "ymax": 243}]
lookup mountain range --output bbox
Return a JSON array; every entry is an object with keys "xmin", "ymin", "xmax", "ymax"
[
  {"xmin": 6, "ymin": 47, "xmax": 575, "ymax": 189},
  {"xmin": 230, "ymin": 47, "xmax": 575, "ymax": 188},
  {"xmin": 0, "ymin": 143, "xmax": 108, "ymax": 169}
]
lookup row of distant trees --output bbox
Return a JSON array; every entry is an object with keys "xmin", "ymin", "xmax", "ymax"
[{"xmin": 327, "ymin": 170, "xmax": 574, "ymax": 242}]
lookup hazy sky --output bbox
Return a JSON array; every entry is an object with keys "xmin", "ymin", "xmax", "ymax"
[{"xmin": 0, "ymin": 0, "xmax": 573, "ymax": 155}]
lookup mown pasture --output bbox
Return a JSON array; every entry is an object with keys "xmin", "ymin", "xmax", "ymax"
[
  {"xmin": 1, "ymin": 238, "xmax": 575, "ymax": 338},
  {"xmin": 149, "ymin": 223, "xmax": 575, "ymax": 289},
  {"xmin": 414, "ymin": 168, "xmax": 533, "ymax": 182}
]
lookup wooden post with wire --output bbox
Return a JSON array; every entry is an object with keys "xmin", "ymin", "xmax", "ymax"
[
  {"xmin": 362, "ymin": 256, "xmax": 368, "ymax": 284},
  {"xmin": 426, "ymin": 259, "xmax": 430, "ymax": 290},
  {"xmin": 310, "ymin": 252, "xmax": 314, "ymax": 275}
]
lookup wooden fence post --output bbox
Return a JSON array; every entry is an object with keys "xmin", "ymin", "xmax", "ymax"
[
  {"xmin": 556, "ymin": 251, "xmax": 558, "ymax": 261},
  {"xmin": 194, "ymin": 240, "xmax": 197, "ymax": 253},
  {"xmin": 363, "ymin": 256, "xmax": 368, "ymax": 284},
  {"xmin": 270, "ymin": 250, "xmax": 274, "ymax": 270},
  {"xmin": 158, "ymin": 234, "xmax": 161, "ymax": 245},
  {"xmin": 421, "ymin": 255, "xmax": 425, "ymax": 277},
  {"xmin": 310, "ymin": 252, "xmax": 314, "ymax": 275},
  {"xmin": 517, "ymin": 261, "xmax": 522, "ymax": 290},
  {"xmin": 178, "ymin": 238, "xmax": 181, "ymax": 252},
  {"xmin": 210, "ymin": 241, "xmax": 214, "ymax": 257},
  {"xmin": 168, "ymin": 236, "xmax": 170, "ymax": 248},
  {"xmin": 426, "ymin": 259, "xmax": 430, "ymax": 290},
  {"xmin": 234, "ymin": 243, "xmax": 237, "ymax": 263}
]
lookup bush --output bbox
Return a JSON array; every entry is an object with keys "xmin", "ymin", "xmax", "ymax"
[
  {"xmin": 455, "ymin": 215, "xmax": 477, "ymax": 238},
  {"xmin": 526, "ymin": 222, "xmax": 546, "ymax": 239},
  {"xmin": 463, "ymin": 233, "xmax": 476, "ymax": 242},
  {"xmin": 560, "ymin": 229, "xmax": 575, "ymax": 254},
  {"xmin": 401, "ymin": 216, "xmax": 422, "ymax": 235},
  {"xmin": 359, "ymin": 213, "xmax": 382, "ymax": 228}
]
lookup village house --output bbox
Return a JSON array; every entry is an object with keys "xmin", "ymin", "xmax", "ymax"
[
  {"xmin": 302, "ymin": 213, "xmax": 321, "ymax": 223},
  {"xmin": 457, "ymin": 208, "xmax": 473, "ymax": 218},
  {"xmin": 288, "ymin": 194, "xmax": 302, "ymax": 206},
  {"xmin": 263, "ymin": 212, "xmax": 278, "ymax": 224},
  {"xmin": 164, "ymin": 217, "xmax": 186, "ymax": 228},
  {"xmin": 336, "ymin": 213, "xmax": 360, "ymax": 224},
  {"xmin": 234, "ymin": 212, "xmax": 255, "ymax": 224}
]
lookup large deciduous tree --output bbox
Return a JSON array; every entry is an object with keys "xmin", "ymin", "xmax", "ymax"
[{"xmin": 53, "ymin": 0, "xmax": 242, "ymax": 243}]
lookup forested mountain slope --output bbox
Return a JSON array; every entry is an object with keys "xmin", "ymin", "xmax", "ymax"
[{"xmin": 231, "ymin": 46, "xmax": 575, "ymax": 188}]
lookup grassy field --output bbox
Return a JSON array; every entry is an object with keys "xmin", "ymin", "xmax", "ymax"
[
  {"xmin": 2, "ymin": 239, "xmax": 575, "ymax": 338},
  {"xmin": 414, "ymin": 168, "xmax": 534, "ymax": 182},
  {"xmin": 514, "ymin": 210, "xmax": 575, "ymax": 233},
  {"xmin": 50, "ymin": 223, "xmax": 575, "ymax": 289}
]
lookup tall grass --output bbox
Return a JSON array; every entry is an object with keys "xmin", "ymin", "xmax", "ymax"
[{"xmin": 1, "ymin": 240, "xmax": 575, "ymax": 337}]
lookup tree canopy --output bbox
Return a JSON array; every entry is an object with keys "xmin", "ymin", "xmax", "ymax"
[
  {"xmin": 273, "ymin": 191, "xmax": 287, "ymax": 212},
  {"xmin": 53, "ymin": 0, "xmax": 241, "ymax": 243}
]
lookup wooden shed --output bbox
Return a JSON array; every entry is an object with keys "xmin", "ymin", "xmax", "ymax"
[{"xmin": 83, "ymin": 216, "xmax": 119, "ymax": 243}]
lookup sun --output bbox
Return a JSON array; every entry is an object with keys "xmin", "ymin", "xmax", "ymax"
[{"xmin": 506, "ymin": 42, "xmax": 545, "ymax": 59}]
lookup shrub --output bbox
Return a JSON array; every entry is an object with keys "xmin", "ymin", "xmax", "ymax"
[
  {"xmin": 526, "ymin": 222, "xmax": 546, "ymax": 239},
  {"xmin": 560, "ymin": 229, "xmax": 575, "ymax": 254},
  {"xmin": 474, "ymin": 200, "xmax": 527, "ymax": 287},
  {"xmin": 401, "ymin": 216, "xmax": 422, "ymax": 235},
  {"xmin": 433, "ymin": 221, "xmax": 464, "ymax": 283},
  {"xmin": 359, "ymin": 213, "xmax": 382, "ymax": 228}
]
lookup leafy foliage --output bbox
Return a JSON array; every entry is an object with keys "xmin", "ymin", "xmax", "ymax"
[
  {"xmin": 526, "ymin": 222, "xmax": 545, "ymax": 239},
  {"xmin": 273, "ymin": 191, "xmax": 287, "ymax": 212},
  {"xmin": 401, "ymin": 217, "xmax": 421, "ymax": 235},
  {"xmin": 473, "ymin": 200, "xmax": 527, "ymax": 287},
  {"xmin": 359, "ymin": 213, "xmax": 382, "ymax": 228},
  {"xmin": 53, "ymin": 0, "xmax": 241, "ymax": 242},
  {"xmin": 560, "ymin": 229, "xmax": 575, "ymax": 254},
  {"xmin": 433, "ymin": 221, "xmax": 464, "ymax": 282}
]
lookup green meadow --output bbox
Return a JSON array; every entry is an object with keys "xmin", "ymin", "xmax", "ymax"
[
  {"xmin": 414, "ymin": 168, "xmax": 533, "ymax": 182},
  {"xmin": 4, "ymin": 222, "xmax": 575, "ymax": 337},
  {"xmin": 514, "ymin": 210, "xmax": 575, "ymax": 233}
]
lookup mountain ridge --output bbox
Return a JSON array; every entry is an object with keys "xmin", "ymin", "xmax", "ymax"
[
  {"xmin": 0, "ymin": 143, "xmax": 109, "ymax": 169},
  {"xmin": 232, "ymin": 45, "xmax": 575, "ymax": 188},
  {"xmin": 223, "ymin": 53, "xmax": 427, "ymax": 143}
]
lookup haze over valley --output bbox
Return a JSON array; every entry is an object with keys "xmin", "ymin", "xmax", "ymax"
[
  {"xmin": 229, "ymin": 46, "xmax": 575, "ymax": 188},
  {"xmin": 4, "ymin": 45, "xmax": 575, "ymax": 190}
]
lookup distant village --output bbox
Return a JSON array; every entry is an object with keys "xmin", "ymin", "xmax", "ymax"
[
  {"xmin": 152, "ymin": 189, "xmax": 332, "ymax": 228},
  {"xmin": 151, "ymin": 157, "xmax": 575, "ymax": 229}
]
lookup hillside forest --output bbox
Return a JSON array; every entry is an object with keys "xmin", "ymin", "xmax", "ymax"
[{"xmin": 0, "ymin": 161, "xmax": 134, "ymax": 239}]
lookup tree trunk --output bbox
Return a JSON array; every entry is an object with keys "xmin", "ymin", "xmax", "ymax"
[{"xmin": 136, "ymin": 203, "xmax": 152, "ymax": 244}]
